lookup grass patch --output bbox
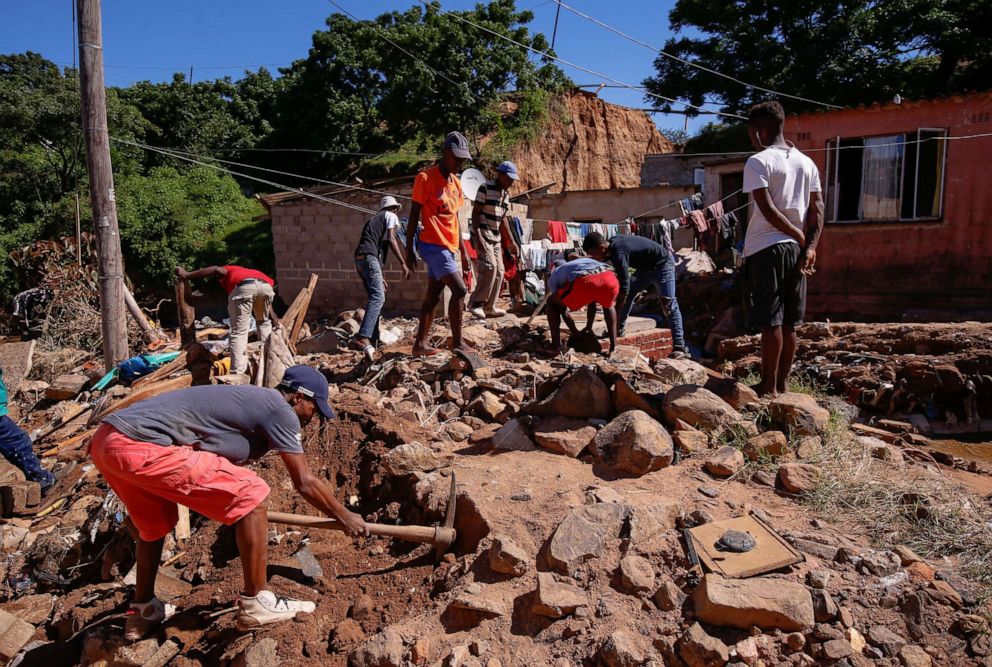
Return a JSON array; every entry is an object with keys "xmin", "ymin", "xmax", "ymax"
[
  {"xmin": 735, "ymin": 369, "xmax": 829, "ymax": 399},
  {"xmin": 804, "ymin": 412, "xmax": 992, "ymax": 599}
]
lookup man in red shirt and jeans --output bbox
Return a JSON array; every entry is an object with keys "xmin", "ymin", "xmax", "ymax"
[{"xmin": 176, "ymin": 265, "xmax": 278, "ymax": 374}]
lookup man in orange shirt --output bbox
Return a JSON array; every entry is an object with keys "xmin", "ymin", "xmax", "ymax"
[{"xmin": 405, "ymin": 132, "xmax": 473, "ymax": 356}]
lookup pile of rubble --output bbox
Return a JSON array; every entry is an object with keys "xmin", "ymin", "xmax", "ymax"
[
  {"xmin": 0, "ymin": 308, "xmax": 990, "ymax": 666},
  {"xmin": 718, "ymin": 322, "xmax": 992, "ymax": 437}
]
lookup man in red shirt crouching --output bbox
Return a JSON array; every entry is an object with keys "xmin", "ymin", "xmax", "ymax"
[{"xmin": 176, "ymin": 264, "xmax": 277, "ymax": 374}]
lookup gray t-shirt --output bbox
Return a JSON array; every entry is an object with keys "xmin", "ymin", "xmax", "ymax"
[{"xmin": 102, "ymin": 385, "xmax": 304, "ymax": 465}]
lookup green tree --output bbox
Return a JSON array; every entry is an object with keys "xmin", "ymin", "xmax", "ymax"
[
  {"xmin": 267, "ymin": 0, "xmax": 569, "ymax": 178},
  {"xmin": 115, "ymin": 165, "xmax": 264, "ymax": 286},
  {"xmin": 643, "ymin": 0, "xmax": 992, "ymax": 117}
]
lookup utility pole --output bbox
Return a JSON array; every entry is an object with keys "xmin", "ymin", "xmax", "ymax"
[{"xmin": 77, "ymin": 0, "xmax": 128, "ymax": 369}]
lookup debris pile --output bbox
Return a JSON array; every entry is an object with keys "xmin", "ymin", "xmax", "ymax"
[
  {"xmin": 0, "ymin": 303, "xmax": 990, "ymax": 666},
  {"xmin": 719, "ymin": 321, "xmax": 992, "ymax": 437}
]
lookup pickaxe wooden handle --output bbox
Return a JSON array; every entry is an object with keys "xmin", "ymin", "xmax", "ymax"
[
  {"xmin": 268, "ymin": 473, "xmax": 459, "ymax": 561},
  {"xmin": 266, "ymin": 512, "xmax": 455, "ymax": 548}
]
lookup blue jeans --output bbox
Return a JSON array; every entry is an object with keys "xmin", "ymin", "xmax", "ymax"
[
  {"xmin": 618, "ymin": 259, "xmax": 686, "ymax": 351},
  {"xmin": 355, "ymin": 256, "xmax": 385, "ymax": 341},
  {"xmin": 0, "ymin": 415, "xmax": 54, "ymax": 490}
]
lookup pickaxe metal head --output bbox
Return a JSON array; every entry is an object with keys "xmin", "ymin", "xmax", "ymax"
[{"xmin": 434, "ymin": 472, "xmax": 458, "ymax": 562}]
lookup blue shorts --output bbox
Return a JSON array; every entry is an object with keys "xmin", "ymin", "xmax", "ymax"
[{"xmin": 417, "ymin": 240, "xmax": 460, "ymax": 281}]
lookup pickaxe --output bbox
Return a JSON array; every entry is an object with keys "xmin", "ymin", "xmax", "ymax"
[{"xmin": 267, "ymin": 473, "xmax": 458, "ymax": 561}]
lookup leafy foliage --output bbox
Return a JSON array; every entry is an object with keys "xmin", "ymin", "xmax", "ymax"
[
  {"xmin": 1, "ymin": 1, "xmax": 567, "ymax": 304},
  {"xmin": 644, "ymin": 0, "xmax": 992, "ymax": 118},
  {"xmin": 115, "ymin": 166, "xmax": 264, "ymax": 284}
]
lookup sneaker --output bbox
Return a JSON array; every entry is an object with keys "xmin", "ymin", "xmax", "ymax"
[
  {"xmin": 236, "ymin": 590, "xmax": 316, "ymax": 630},
  {"xmin": 469, "ymin": 306, "xmax": 486, "ymax": 319},
  {"xmin": 669, "ymin": 349, "xmax": 691, "ymax": 360},
  {"xmin": 124, "ymin": 597, "xmax": 176, "ymax": 641},
  {"xmin": 484, "ymin": 307, "xmax": 507, "ymax": 318}
]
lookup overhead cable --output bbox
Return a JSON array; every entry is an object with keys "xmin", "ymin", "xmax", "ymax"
[
  {"xmin": 111, "ymin": 137, "xmax": 378, "ymax": 215},
  {"xmin": 553, "ymin": 0, "xmax": 842, "ymax": 110},
  {"xmin": 415, "ymin": 0, "xmax": 746, "ymax": 121},
  {"xmin": 147, "ymin": 143, "xmax": 413, "ymax": 200}
]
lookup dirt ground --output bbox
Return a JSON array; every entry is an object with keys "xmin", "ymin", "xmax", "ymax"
[{"xmin": 2, "ymin": 316, "xmax": 991, "ymax": 666}]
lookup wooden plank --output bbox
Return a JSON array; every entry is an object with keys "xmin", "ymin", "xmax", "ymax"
[
  {"xmin": 281, "ymin": 273, "xmax": 318, "ymax": 339},
  {"xmin": 288, "ymin": 277, "xmax": 317, "ymax": 345},
  {"xmin": 92, "ymin": 375, "xmax": 193, "ymax": 423},
  {"xmin": 43, "ymin": 427, "xmax": 98, "ymax": 457},
  {"xmin": 688, "ymin": 513, "xmax": 802, "ymax": 579},
  {"xmin": 0, "ymin": 340, "xmax": 36, "ymax": 392},
  {"xmin": 175, "ymin": 274, "xmax": 196, "ymax": 347},
  {"xmin": 131, "ymin": 351, "xmax": 187, "ymax": 390}
]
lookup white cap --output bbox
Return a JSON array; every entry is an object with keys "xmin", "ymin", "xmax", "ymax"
[{"xmin": 379, "ymin": 195, "xmax": 401, "ymax": 211}]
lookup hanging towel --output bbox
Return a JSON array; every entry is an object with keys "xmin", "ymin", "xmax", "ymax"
[
  {"xmin": 706, "ymin": 200, "xmax": 725, "ymax": 221},
  {"xmin": 547, "ymin": 220, "xmax": 568, "ymax": 243}
]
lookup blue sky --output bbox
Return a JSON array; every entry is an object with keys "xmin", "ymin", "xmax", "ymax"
[{"xmin": 1, "ymin": 0, "xmax": 714, "ymax": 134}]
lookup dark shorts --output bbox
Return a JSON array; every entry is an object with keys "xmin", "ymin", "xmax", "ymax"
[{"xmin": 745, "ymin": 242, "xmax": 806, "ymax": 328}]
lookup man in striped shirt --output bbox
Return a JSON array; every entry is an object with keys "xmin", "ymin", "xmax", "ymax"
[{"xmin": 469, "ymin": 161, "xmax": 520, "ymax": 318}]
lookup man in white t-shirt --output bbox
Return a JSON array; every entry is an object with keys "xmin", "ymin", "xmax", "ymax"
[{"xmin": 742, "ymin": 101, "xmax": 825, "ymax": 397}]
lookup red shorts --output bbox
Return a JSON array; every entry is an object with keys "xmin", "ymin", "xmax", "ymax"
[
  {"xmin": 89, "ymin": 424, "xmax": 270, "ymax": 541},
  {"xmin": 558, "ymin": 271, "xmax": 620, "ymax": 311}
]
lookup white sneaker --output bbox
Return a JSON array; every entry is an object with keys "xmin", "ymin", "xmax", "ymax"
[
  {"xmin": 124, "ymin": 597, "xmax": 177, "ymax": 641},
  {"xmin": 236, "ymin": 590, "xmax": 316, "ymax": 630},
  {"xmin": 485, "ymin": 308, "xmax": 507, "ymax": 317},
  {"xmin": 469, "ymin": 306, "xmax": 486, "ymax": 319}
]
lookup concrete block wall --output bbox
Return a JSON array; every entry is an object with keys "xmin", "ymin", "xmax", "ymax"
[{"xmin": 270, "ymin": 183, "xmax": 530, "ymax": 319}]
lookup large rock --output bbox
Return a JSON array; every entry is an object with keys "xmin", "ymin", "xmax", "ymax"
[
  {"xmin": 611, "ymin": 379, "xmax": 662, "ymax": 420},
  {"xmin": 654, "ymin": 358, "xmax": 709, "ymax": 386},
  {"xmin": 693, "ymin": 574, "xmax": 814, "ymax": 631},
  {"xmin": 0, "ymin": 609, "xmax": 35, "ymax": 661},
  {"xmin": 471, "ymin": 392, "xmax": 506, "ymax": 421},
  {"xmin": 532, "ymin": 572, "xmax": 588, "ymax": 618},
  {"xmin": 654, "ymin": 581, "xmax": 687, "ymax": 611},
  {"xmin": 743, "ymin": 431, "xmax": 789, "ymax": 461},
  {"xmin": 663, "ymin": 385, "xmax": 742, "ymax": 432},
  {"xmin": 777, "ymin": 463, "xmax": 821, "ymax": 494},
  {"xmin": 232, "ymin": 638, "xmax": 280, "ymax": 667},
  {"xmin": 595, "ymin": 631, "xmax": 645, "ymax": 667},
  {"xmin": 678, "ymin": 623, "xmax": 730, "ymax": 667},
  {"xmin": 547, "ymin": 503, "xmax": 630, "ymax": 574},
  {"xmin": 627, "ymin": 501, "xmax": 680, "ymax": 544},
  {"xmin": 529, "ymin": 367, "xmax": 612, "ymax": 419},
  {"xmin": 489, "ymin": 419, "xmax": 537, "ymax": 452},
  {"xmin": 673, "ymin": 430, "xmax": 709, "ymax": 454},
  {"xmin": 618, "ymin": 554, "xmax": 655, "ymax": 595},
  {"xmin": 349, "ymin": 628, "xmax": 406, "ymax": 667},
  {"xmin": 382, "ymin": 444, "xmax": 445, "ymax": 476},
  {"xmin": 533, "ymin": 417, "xmax": 597, "ymax": 457},
  {"xmin": 704, "ymin": 446, "xmax": 745, "ymax": 478},
  {"xmin": 591, "ymin": 410, "xmax": 674, "ymax": 476},
  {"xmin": 768, "ymin": 393, "xmax": 830, "ymax": 436},
  {"xmin": 867, "ymin": 626, "xmax": 907, "ymax": 657},
  {"xmin": 704, "ymin": 375, "xmax": 760, "ymax": 411},
  {"xmin": 488, "ymin": 536, "xmax": 529, "ymax": 577}
]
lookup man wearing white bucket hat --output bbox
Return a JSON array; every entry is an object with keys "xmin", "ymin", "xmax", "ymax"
[{"xmin": 351, "ymin": 195, "xmax": 411, "ymax": 360}]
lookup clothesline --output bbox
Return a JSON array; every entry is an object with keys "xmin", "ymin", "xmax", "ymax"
[{"xmin": 613, "ymin": 187, "xmax": 744, "ymax": 225}]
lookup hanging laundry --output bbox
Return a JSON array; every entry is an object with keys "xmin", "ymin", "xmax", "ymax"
[
  {"xmin": 547, "ymin": 220, "xmax": 568, "ymax": 243},
  {"xmin": 706, "ymin": 200, "xmax": 725, "ymax": 220},
  {"xmin": 688, "ymin": 209, "xmax": 707, "ymax": 233}
]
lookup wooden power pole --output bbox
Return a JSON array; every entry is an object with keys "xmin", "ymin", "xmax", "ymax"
[{"xmin": 77, "ymin": 0, "xmax": 128, "ymax": 368}]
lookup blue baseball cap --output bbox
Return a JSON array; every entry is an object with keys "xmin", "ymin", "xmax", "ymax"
[
  {"xmin": 279, "ymin": 365, "xmax": 335, "ymax": 420},
  {"xmin": 495, "ymin": 161, "xmax": 519, "ymax": 180},
  {"xmin": 442, "ymin": 131, "xmax": 471, "ymax": 159}
]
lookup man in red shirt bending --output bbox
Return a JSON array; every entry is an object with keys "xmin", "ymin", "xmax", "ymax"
[{"xmin": 176, "ymin": 265, "xmax": 278, "ymax": 374}]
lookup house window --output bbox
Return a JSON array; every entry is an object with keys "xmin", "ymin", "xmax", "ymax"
[{"xmin": 824, "ymin": 129, "xmax": 947, "ymax": 223}]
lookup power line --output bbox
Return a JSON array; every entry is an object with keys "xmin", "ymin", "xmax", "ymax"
[
  {"xmin": 553, "ymin": 0, "xmax": 842, "ymax": 110},
  {"xmin": 415, "ymin": 0, "xmax": 746, "ymax": 121},
  {"xmin": 646, "ymin": 130, "xmax": 992, "ymax": 160},
  {"xmin": 147, "ymin": 143, "xmax": 413, "ymax": 200},
  {"xmin": 111, "ymin": 137, "xmax": 378, "ymax": 215},
  {"xmin": 616, "ymin": 187, "xmax": 743, "ymax": 225}
]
